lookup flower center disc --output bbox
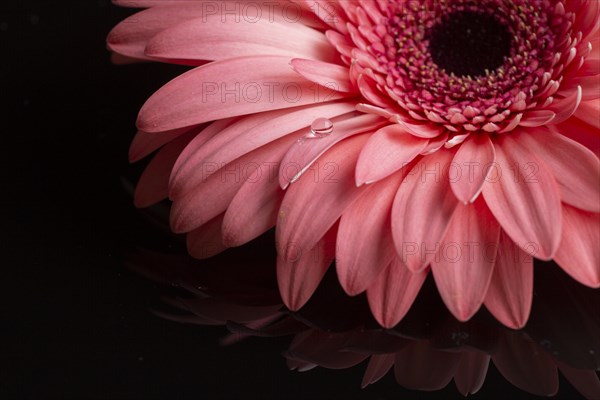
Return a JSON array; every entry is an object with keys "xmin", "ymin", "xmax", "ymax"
[{"xmin": 428, "ymin": 11, "xmax": 512, "ymax": 77}]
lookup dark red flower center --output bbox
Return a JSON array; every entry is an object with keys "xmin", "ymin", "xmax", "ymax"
[{"xmin": 428, "ymin": 11, "xmax": 513, "ymax": 77}]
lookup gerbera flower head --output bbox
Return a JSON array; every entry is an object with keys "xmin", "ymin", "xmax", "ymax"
[{"xmin": 109, "ymin": 0, "xmax": 600, "ymax": 329}]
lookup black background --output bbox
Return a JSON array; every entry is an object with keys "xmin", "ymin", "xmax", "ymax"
[{"xmin": 1, "ymin": 1, "xmax": 587, "ymax": 399}]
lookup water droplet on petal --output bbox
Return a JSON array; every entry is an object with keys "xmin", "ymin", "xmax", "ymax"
[{"xmin": 309, "ymin": 118, "xmax": 334, "ymax": 138}]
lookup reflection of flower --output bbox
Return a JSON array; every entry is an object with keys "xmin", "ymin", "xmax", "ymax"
[
  {"xmin": 127, "ymin": 248, "xmax": 600, "ymax": 398},
  {"xmin": 110, "ymin": 1, "xmax": 600, "ymax": 329}
]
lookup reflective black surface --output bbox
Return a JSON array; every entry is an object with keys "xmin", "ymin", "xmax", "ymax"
[{"xmin": 3, "ymin": 1, "xmax": 597, "ymax": 399}]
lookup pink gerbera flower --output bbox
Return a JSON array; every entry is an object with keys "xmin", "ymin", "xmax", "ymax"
[{"xmin": 109, "ymin": 0, "xmax": 600, "ymax": 329}]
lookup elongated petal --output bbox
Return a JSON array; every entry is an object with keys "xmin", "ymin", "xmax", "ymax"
[
  {"xmin": 277, "ymin": 225, "xmax": 338, "ymax": 311},
  {"xmin": 186, "ymin": 214, "xmax": 227, "ymax": 259},
  {"xmin": 222, "ymin": 143, "xmax": 290, "ymax": 247},
  {"xmin": 392, "ymin": 149, "xmax": 459, "ymax": 272},
  {"xmin": 171, "ymin": 135, "xmax": 294, "ymax": 233},
  {"xmin": 431, "ymin": 199, "xmax": 500, "ymax": 322},
  {"xmin": 135, "ymin": 131, "xmax": 196, "ymax": 208},
  {"xmin": 107, "ymin": 4, "xmax": 211, "ymax": 60},
  {"xmin": 367, "ymin": 259, "xmax": 428, "ymax": 328},
  {"xmin": 454, "ymin": 352, "xmax": 490, "ymax": 396},
  {"xmin": 554, "ymin": 205, "xmax": 600, "ymax": 288},
  {"xmin": 278, "ymin": 114, "xmax": 385, "ymax": 188},
  {"xmin": 129, "ymin": 127, "xmax": 194, "ymax": 163},
  {"xmin": 355, "ymin": 124, "xmax": 429, "ymax": 186},
  {"xmin": 450, "ymin": 134, "xmax": 496, "ymax": 204},
  {"xmin": 336, "ymin": 172, "xmax": 404, "ymax": 295},
  {"xmin": 483, "ymin": 133, "xmax": 562, "ymax": 260},
  {"xmin": 484, "ymin": 230, "xmax": 534, "ymax": 329},
  {"xmin": 170, "ymin": 103, "xmax": 355, "ymax": 197},
  {"xmin": 520, "ymin": 127, "xmax": 600, "ymax": 212},
  {"xmin": 276, "ymin": 134, "xmax": 369, "ymax": 261},
  {"xmin": 137, "ymin": 56, "xmax": 350, "ymax": 132},
  {"xmin": 146, "ymin": 15, "xmax": 337, "ymax": 63},
  {"xmin": 291, "ymin": 59, "xmax": 356, "ymax": 92}
]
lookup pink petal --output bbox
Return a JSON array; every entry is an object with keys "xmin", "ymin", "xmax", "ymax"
[
  {"xmin": 137, "ymin": 56, "xmax": 350, "ymax": 132},
  {"xmin": 277, "ymin": 224, "xmax": 338, "ymax": 311},
  {"xmin": 492, "ymin": 332, "xmax": 559, "ymax": 396},
  {"xmin": 394, "ymin": 340, "xmax": 461, "ymax": 391},
  {"xmin": 336, "ymin": 172, "xmax": 404, "ymax": 295},
  {"xmin": 484, "ymin": 230, "xmax": 534, "ymax": 329},
  {"xmin": 355, "ymin": 124, "xmax": 429, "ymax": 186},
  {"xmin": 134, "ymin": 130, "xmax": 196, "ymax": 208},
  {"xmin": 519, "ymin": 110, "xmax": 556, "ymax": 127},
  {"xmin": 361, "ymin": 354, "xmax": 395, "ymax": 388},
  {"xmin": 146, "ymin": 15, "xmax": 337, "ymax": 63},
  {"xmin": 278, "ymin": 114, "xmax": 385, "ymax": 188},
  {"xmin": 431, "ymin": 199, "xmax": 500, "ymax": 322},
  {"xmin": 107, "ymin": 4, "xmax": 210, "ymax": 60},
  {"xmin": 170, "ymin": 102, "xmax": 356, "ymax": 197},
  {"xmin": 550, "ymin": 86, "xmax": 583, "ymax": 124},
  {"xmin": 291, "ymin": 59, "xmax": 356, "ymax": 93},
  {"xmin": 221, "ymin": 143, "xmax": 289, "ymax": 247},
  {"xmin": 391, "ymin": 149, "xmax": 459, "ymax": 272},
  {"xmin": 129, "ymin": 127, "xmax": 194, "ymax": 163},
  {"xmin": 276, "ymin": 134, "xmax": 369, "ymax": 262},
  {"xmin": 454, "ymin": 351, "xmax": 490, "ymax": 396},
  {"xmin": 554, "ymin": 205, "xmax": 600, "ymax": 288},
  {"xmin": 171, "ymin": 135, "xmax": 294, "ymax": 233},
  {"xmin": 366, "ymin": 259, "xmax": 428, "ymax": 328},
  {"xmin": 186, "ymin": 214, "xmax": 227, "ymax": 259},
  {"xmin": 482, "ymin": 132, "xmax": 562, "ymax": 260},
  {"xmin": 450, "ymin": 134, "xmax": 496, "ymax": 204},
  {"xmin": 294, "ymin": 0, "xmax": 348, "ymax": 34},
  {"xmin": 519, "ymin": 127, "xmax": 600, "ymax": 212}
]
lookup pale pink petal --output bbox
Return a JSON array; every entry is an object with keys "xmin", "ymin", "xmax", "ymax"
[
  {"xmin": 391, "ymin": 149, "xmax": 459, "ymax": 272},
  {"xmin": 137, "ymin": 56, "xmax": 351, "ymax": 132},
  {"xmin": 556, "ymin": 361, "xmax": 600, "ymax": 400},
  {"xmin": 574, "ymin": 99, "xmax": 600, "ymax": 130},
  {"xmin": 186, "ymin": 214, "xmax": 227, "ymax": 259},
  {"xmin": 170, "ymin": 102, "xmax": 356, "ymax": 197},
  {"xmin": 519, "ymin": 127, "xmax": 600, "ymax": 212},
  {"xmin": 277, "ymin": 224, "xmax": 338, "ymax": 311},
  {"xmin": 291, "ymin": 59, "xmax": 356, "ymax": 93},
  {"xmin": 355, "ymin": 124, "xmax": 429, "ymax": 186},
  {"xmin": 482, "ymin": 133, "xmax": 562, "ymax": 260},
  {"xmin": 431, "ymin": 199, "xmax": 500, "ymax": 322},
  {"xmin": 146, "ymin": 15, "xmax": 337, "ymax": 63},
  {"xmin": 554, "ymin": 205, "xmax": 600, "ymax": 288},
  {"xmin": 221, "ymin": 141, "xmax": 290, "ymax": 247},
  {"xmin": 361, "ymin": 354, "xmax": 395, "ymax": 388},
  {"xmin": 550, "ymin": 86, "xmax": 583, "ymax": 124},
  {"xmin": 394, "ymin": 340, "xmax": 460, "ymax": 391},
  {"xmin": 336, "ymin": 172, "xmax": 404, "ymax": 295},
  {"xmin": 366, "ymin": 259, "xmax": 428, "ymax": 328},
  {"xmin": 276, "ymin": 134, "xmax": 369, "ymax": 262},
  {"xmin": 293, "ymin": 0, "xmax": 348, "ymax": 34},
  {"xmin": 492, "ymin": 332, "xmax": 559, "ymax": 396},
  {"xmin": 278, "ymin": 114, "xmax": 385, "ymax": 188},
  {"xmin": 129, "ymin": 127, "xmax": 194, "ymax": 163},
  {"xmin": 171, "ymin": 135, "xmax": 294, "ymax": 233},
  {"xmin": 484, "ymin": 230, "xmax": 534, "ymax": 329},
  {"xmin": 454, "ymin": 351, "xmax": 490, "ymax": 396},
  {"xmin": 134, "ymin": 131, "xmax": 196, "ymax": 208},
  {"xmin": 107, "ymin": 4, "xmax": 211, "ymax": 60},
  {"xmin": 450, "ymin": 134, "xmax": 496, "ymax": 204}
]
